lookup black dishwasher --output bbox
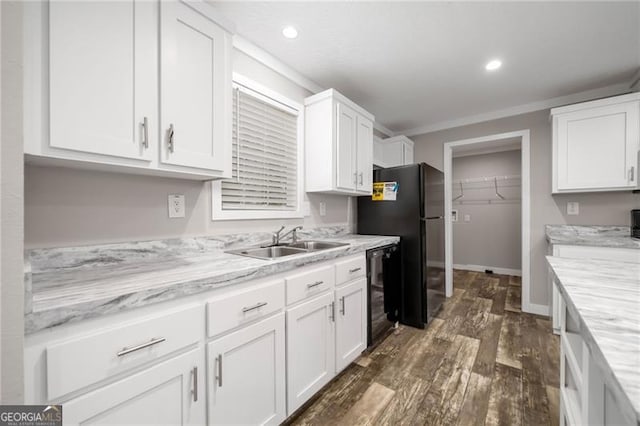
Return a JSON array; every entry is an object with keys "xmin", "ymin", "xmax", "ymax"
[{"xmin": 367, "ymin": 243, "xmax": 401, "ymax": 347}]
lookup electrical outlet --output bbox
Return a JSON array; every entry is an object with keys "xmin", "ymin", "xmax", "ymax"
[
  {"xmin": 463, "ymin": 214, "xmax": 471, "ymax": 223},
  {"xmin": 302, "ymin": 201, "xmax": 311, "ymax": 217},
  {"xmin": 168, "ymin": 194, "xmax": 185, "ymax": 218},
  {"xmin": 567, "ymin": 202, "xmax": 579, "ymax": 216},
  {"xmin": 319, "ymin": 201, "xmax": 327, "ymax": 217}
]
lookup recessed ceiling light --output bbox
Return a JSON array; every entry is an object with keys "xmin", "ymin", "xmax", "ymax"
[
  {"xmin": 282, "ymin": 26, "xmax": 298, "ymax": 39},
  {"xmin": 485, "ymin": 59, "xmax": 502, "ymax": 71}
]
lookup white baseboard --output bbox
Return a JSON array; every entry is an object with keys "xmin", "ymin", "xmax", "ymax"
[
  {"xmin": 453, "ymin": 264, "xmax": 522, "ymax": 277},
  {"xmin": 523, "ymin": 302, "xmax": 550, "ymax": 317}
]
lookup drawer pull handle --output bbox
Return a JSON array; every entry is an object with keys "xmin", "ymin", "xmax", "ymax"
[
  {"xmin": 349, "ymin": 267, "xmax": 362, "ymax": 273},
  {"xmin": 191, "ymin": 366, "xmax": 198, "ymax": 402},
  {"xmin": 242, "ymin": 302, "xmax": 268, "ymax": 313},
  {"xmin": 117, "ymin": 337, "xmax": 166, "ymax": 357},
  {"xmin": 216, "ymin": 354, "xmax": 223, "ymax": 387},
  {"xmin": 307, "ymin": 281, "xmax": 324, "ymax": 289}
]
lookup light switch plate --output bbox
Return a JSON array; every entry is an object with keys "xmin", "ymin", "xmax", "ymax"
[
  {"xmin": 464, "ymin": 214, "xmax": 471, "ymax": 222},
  {"xmin": 168, "ymin": 194, "xmax": 185, "ymax": 218},
  {"xmin": 302, "ymin": 201, "xmax": 311, "ymax": 217},
  {"xmin": 567, "ymin": 202, "xmax": 579, "ymax": 215}
]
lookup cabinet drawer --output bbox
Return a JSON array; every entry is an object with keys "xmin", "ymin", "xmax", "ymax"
[
  {"xmin": 286, "ymin": 265, "xmax": 335, "ymax": 305},
  {"xmin": 207, "ymin": 279, "xmax": 285, "ymax": 338},
  {"xmin": 335, "ymin": 255, "xmax": 366, "ymax": 285},
  {"xmin": 46, "ymin": 304, "xmax": 202, "ymax": 400}
]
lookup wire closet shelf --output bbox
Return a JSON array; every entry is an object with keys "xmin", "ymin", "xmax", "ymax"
[{"xmin": 452, "ymin": 174, "xmax": 521, "ymax": 205}]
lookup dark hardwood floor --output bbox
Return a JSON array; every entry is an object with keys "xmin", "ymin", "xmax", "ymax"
[{"xmin": 287, "ymin": 270, "xmax": 560, "ymax": 426}]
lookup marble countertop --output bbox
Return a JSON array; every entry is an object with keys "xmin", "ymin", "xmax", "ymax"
[
  {"xmin": 25, "ymin": 227, "xmax": 399, "ymax": 334},
  {"xmin": 546, "ymin": 256, "xmax": 640, "ymax": 421},
  {"xmin": 545, "ymin": 225, "xmax": 639, "ymax": 249}
]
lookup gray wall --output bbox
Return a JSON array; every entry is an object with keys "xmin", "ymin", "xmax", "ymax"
[
  {"xmin": 452, "ymin": 150, "xmax": 521, "ymax": 271},
  {"xmin": 25, "ymin": 49, "xmax": 355, "ymax": 249},
  {"xmin": 413, "ymin": 109, "xmax": 640, "ymax": 308},
  {"xmin": 1, "ymin": 1, "xmax": 25, "ymax": 403}
]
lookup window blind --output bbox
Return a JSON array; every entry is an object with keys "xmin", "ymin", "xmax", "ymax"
[{"xmin": 221, "ymin": 87, "xmax": 299, "ymax": 211}]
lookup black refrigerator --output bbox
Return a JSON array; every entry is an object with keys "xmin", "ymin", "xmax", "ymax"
[{"xmin": 357, "ymin": 163, "xmax": 445, "ymax": 328}]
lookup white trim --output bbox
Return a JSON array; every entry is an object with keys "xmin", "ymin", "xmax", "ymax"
[
  {"xmin": 212, "ymin": 74, "xmax": 305, "ymax": 221},
  {"xmin": 630, "ymin": 68, "xmax": 640, "ymax": 92},
  {"xmin": 232, "ymin": 35, "xmax": 323, "ymax": 94},
  {"xmin": 526, "ymin": 303, "xmax": 550, "ymax": 317},
  {"xmin": 402, "ymin": 83, "xmax": 631, "ymax": 136},
  {"xmin": 453, "ymin": 264, "xmax": 522, "ymax": 277},
  {"xmin": 444, "ymin": 130, "xmax": 540, "ymax": 316}
]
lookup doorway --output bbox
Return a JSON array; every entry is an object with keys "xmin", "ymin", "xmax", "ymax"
[{"xmin": 443, "ymin": 130, "xmax": 537, "ymax": 315}]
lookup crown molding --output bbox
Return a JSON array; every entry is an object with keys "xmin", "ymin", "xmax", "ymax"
[
  {"xmin": 400, "ymin": 82, "xmax": 632, "ymax": 137},
  {"xmin": 373, "ymin": 121, "xmax": 394, "ymax": 137},
  {"xmin": 232, "ymin": 35, "xmax": 324, "ymax": 94}
]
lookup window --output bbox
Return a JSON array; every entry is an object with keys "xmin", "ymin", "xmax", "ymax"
[{"xmin": 212, "ymin": 74, "xmax": 304, "ymax": 220}]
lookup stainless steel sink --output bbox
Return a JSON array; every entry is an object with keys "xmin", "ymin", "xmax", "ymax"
[
  {"xmin": 286, "ymin": 241, "xmax": 348, "ymax": 251},
  {"xmin": 225, "ymin": 240, "xmax": 348, "ymax": 260},
  {"xmin": 226, "ymin": 246, "xmax": 308, "ymax": 260}
]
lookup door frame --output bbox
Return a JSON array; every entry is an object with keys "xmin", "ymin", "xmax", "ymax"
[{"xmin": 443, "ymin": 129, "xmax": 541, "ymax": 316}]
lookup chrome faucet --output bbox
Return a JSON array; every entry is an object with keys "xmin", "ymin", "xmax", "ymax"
[{"xmin": 272, "ymin": 225, "xmax": 303, "ymax": 245}]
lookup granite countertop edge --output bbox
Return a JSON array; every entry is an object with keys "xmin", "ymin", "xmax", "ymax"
[
  {"xmin": 546, "ymin": 256, "xmax": 640, "ymax": 422},
  {"xmin": 545, "ymin": 224, "xmax": 640, "ymax": 250},
  {"xmin": 25, "ymin": 234, "xmax": 400, "ymax": 334}
]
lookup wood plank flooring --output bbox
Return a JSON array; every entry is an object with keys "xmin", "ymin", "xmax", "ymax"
[{"xmin": 286, "ymin": 270, "xmax": 560, "ymax": 426}]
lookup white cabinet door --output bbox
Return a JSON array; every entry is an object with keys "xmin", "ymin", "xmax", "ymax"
[
  {"xmin": 403, "ymin": 142, "xmax": 414, "ymax": 165},
  {"xmin": 207, "ymin": 313, "xmax": 286, "ymax": 426},
  {"xmin": 160, "ymin": 0, "xmax": 231, "ymax": 173},
  {"xmin": 62, "ymin": 348, "xmax": 204, "ymax": 426},
  {"xmin": 336, "ymin": 103, "xmax": 358, "ymax": 192},
  {"xmin": 356, "ymin": 115, "xmax": 373, "ymax": 193},
  {"xmin": 335, "ymin": 278, "xmax": 367, "ymax": 372},
  {"xmin": 554, "ymin": 99, "xmax": 639, "ymax": 192},
  {"xmin": 48, "ymin": 0, "xmax": 155, "ymax": 161},
  {"xmin": 286, "ymin": 292, "xmax": 335, "ymax": 414}
]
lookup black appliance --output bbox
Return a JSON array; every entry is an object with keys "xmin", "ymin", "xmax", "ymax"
[
  {"xmin": 366, "ymin": 244, "xmax": 400, "ymax": 347},
  {"xmin": 632, "ymin": 209, "xmax": 640, "ymax": 239},
  {"xmin": 358, "ymin": 163, "xmax": 445, "ymax": 328}
]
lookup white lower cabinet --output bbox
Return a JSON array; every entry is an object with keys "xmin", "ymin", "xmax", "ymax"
[
  {"xmin": 286, "ymin": 291, "xmax": 336, "ymax": 414},
  {"xmin": 335, "ymin": 278, "xmax": 367, "ymax": 372},
  {"xmin": 25, "ymin": 254, "xmax": 371, "ymax": 425},
  {"xmin": 63, "ymin": 347, "xmax": 204, "ymax": 426},
  {"xmin": 207, "ymin": 313, "xmax": 286, "ymax": 426}
]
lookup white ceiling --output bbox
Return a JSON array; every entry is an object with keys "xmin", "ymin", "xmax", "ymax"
[{"xmin": 212, "ymin": 1, "xmax": 640, "ymax": 135}]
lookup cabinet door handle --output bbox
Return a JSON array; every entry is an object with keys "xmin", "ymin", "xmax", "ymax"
[
  {"xmin": 242, "ymin": 302, "xmax": 267, "ymax": 313},
  {"xmin": 359, "ymin": 172, "xmax": 363, "ymax": 185},
  {"xmin": 349, "ymin": 267, "xmax": 362, "ymax": 273},
  {"xmin": 307, "ymin": 280, "xmax": 324, "ymax": 289},
  {"xmin": 191, "ymin": 366, "xmax": 198, "ymax": 402},
  {"xmin": 168, "ymin": 124, "xmax": 175, "ymax": 153},
  {"xmin": 353, "ymin": 172, "xmax": 358, "ymax": 185},
  {"xmin": 340, "ymin": 296, "xmax": 345, "ymax": 315},
  {"xmin": 329, "ymin": 301, "xmax": 335, "ymax": 322},
  {"xmin": 215, "ymin": 354, "xmax": 223, "ymax": 387},
  {"xmin": 630, "ymin": 166, "xmax": 635, "ymax": 182},
  {"xmin": 141, "ymin": 116, "xmax": 149, "ymax": 149},
  {"xmin": 116, "ymin": 337, "xmax": 166, "ymax": 357}
]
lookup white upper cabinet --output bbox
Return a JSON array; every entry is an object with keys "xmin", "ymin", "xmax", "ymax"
[
  {"xmin": 551, "ymin": 92, "xmax": 640, "ymax": 193},
  {"xmin": 24, "ymin": 0, "xmax": 234, "ymax": 180},
  {"xmin": 160, "ymin": 1, "xmax": 232, "ymax": 174},
  {"xmin": 305, "ymin": 89, "xmax": 375, "ymax": 195},
  {"xmin": 48, "ymin": 1, "xmax": 155, "ymax": 163},
  {"xmin": 380, "ymin": 135, "xmax": 415, "ymax": 167}
]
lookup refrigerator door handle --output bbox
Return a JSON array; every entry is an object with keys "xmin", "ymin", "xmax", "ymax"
[{"xmin": 423, "ymin": 216, "xmax": 444, "ymax": 220}]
